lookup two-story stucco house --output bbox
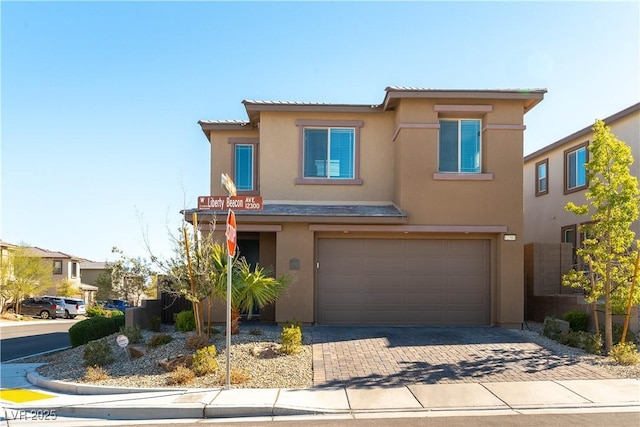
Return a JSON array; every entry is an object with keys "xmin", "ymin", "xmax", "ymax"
[
  {"xmin": 189, "ymin": 86, "xmax": 546, "ymax": 328},
  {"xmin": 524, "ymin": 103, "xmax": 640, "ymax": 255}
]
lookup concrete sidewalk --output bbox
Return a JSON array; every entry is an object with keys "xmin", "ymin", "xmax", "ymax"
[{"xmin": 1, "ymin": 363, "xmax": 639, "ymax": 422}]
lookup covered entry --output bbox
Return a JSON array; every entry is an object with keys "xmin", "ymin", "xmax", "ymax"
[{"xmin": 316, "ymin": 238, "xmax": 491, "ymax": 325}]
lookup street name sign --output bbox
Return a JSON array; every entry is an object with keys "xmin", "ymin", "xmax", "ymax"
[{"xmin": 198, "ymin": 195, "xmax": 263, "ymax": 211}]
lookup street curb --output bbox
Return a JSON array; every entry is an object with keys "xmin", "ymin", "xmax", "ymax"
[{"xmin": 27, "ymin": 371, "xmax": 186, "ymax": 395}]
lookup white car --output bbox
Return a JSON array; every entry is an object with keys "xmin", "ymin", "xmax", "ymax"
[
  {"xmin": 43, "ymin": 296, "xmax": 87, "ymax": 319},
  {"xmin": 62, "ymin": 297, "xmax": 86, "ymax": 319}
]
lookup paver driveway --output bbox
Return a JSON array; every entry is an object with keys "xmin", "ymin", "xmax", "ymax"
[{"xmin": 310, "ymin": 326, "xmax": 614, "ymax": 388}]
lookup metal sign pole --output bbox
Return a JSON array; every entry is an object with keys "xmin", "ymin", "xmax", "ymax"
[
  {"xmin": 221, "ymin": 173, "xmax": 236, "ymax": 391},
  {"xmin": 226, "ymin": 248, "xmax": 232, "ymax": 389}
]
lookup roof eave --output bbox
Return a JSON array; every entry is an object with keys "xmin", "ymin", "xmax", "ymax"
[
  {"xmin": 382, "ymin": 87, "xmax": 547, "ymax": 112},
  {"xmin": 524, "ymin": 101, "xmax": 640, "ymax": 162},
  {"xmin": 197, "ymin": 120, "xmax": 253, "ymax": 142}
]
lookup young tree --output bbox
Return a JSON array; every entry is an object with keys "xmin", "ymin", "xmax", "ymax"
[
  {"xmin": 563, "ymin": 120, "xmax": 640, "ymax": 354},
  {"xmin": 94, "ymin": 270, "xmax": 113, "ymax": 302},
  {"xmin": 145, "ymin": 216, "xmax": 290, "ymax": 335},
  {"xmin": 56, "ymin": 279, "xmax": 75, "ymax": 297},
  {"xmin": 1, "ymin": 245, "xmax": 53, "ymax": 314},
  {"xmin": 108, "ymin": 247, "xmax": 153, "ymax": 306}
]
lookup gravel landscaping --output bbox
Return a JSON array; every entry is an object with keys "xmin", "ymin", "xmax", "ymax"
[
  {"xmin": 17, "ymin": 320, "xmax": 640, "ymax": 390},
  {"xmin": 24, "ymin": 323, "xmax": 313, "ymax": 389}
]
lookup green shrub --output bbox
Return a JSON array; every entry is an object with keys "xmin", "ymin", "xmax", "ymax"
[
  {"xmin": 583, "ymin": 332, "xmax": 603, "ymax": 355},
  {"xmin": 150, "ymin": 315, "xmax": 162, "ymax": 332},
  {"xmin": 83, "ymin": 338, "xmax": 114, "ymax": 367},
  {"xmin": 563, "ymin": 311, "xmax": 589, "ymax": 332},
  {"xmin": 281, "ymin": 325, "xmax": 302, "ymax": 355},
  {"xmin": 119, "ymin": 325, "xmax": 143, "ymax": 344},
  {"xmin": 175, "ymin": 310, "xmax": 196, "ymax": 332},
  {"xmin": 542, "ymin": 317, "xmax": 562, "ymax": 341},
  {"xmin": 69, "ymin": 316, "xmax": 126, "ymax": 347},
  {"xmin": 86, "ymin": 305, "xmax": 106, "ymax": 318},
  {"xmin": 609, "ymin": 342, "xmax": 640, "ymax": 365},
  {"xmin": 109, "ymin": 310, "xmax": 124, "ymax": 318},
  {"xmin": 191, "ymin": 345, "xmax": 218, "ymax": 377},
  {"xmin": 560, "ymin": 330, "xmax": 583, "ymax": 348},
  {"xmin": 148, "ymin": 333, "xmax": 173, "ymax": 348},
  {"xmin": 283, "ymin": 319, "xmax": 303, "ymax": 340}
]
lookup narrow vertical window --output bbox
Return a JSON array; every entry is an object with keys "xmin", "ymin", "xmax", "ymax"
[
  {"xmin": 235, "ymin": 144, "xmax": 254, "ymax": 191},
  {"xmin": 535, "ymin": 159, "xmax": 548, "ymax": 196},
  {"xmin": 229, "ymin": 138, "xmax": 259, "ymax": 194}
]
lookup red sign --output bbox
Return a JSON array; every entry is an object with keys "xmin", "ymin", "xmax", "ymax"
[
  {"xmin": 198, "ymin": 195, "xmax": 263, "ymax": 211},
  {"xmin": 226, "ymin": 210, "xmax": 236, "ymax": 256}
]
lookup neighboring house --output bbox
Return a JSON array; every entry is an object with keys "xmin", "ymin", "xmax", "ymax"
[
  {"xmin": 188, "ymin": 86, "xmax": 546, "ymax": 327},
  {"xmin": 523, "ymin": 102, "xmax": 640, "ymax": 327},
  {"xmin": 524, "ymin": 102, "xmax": 640, "ymax": 248},
  {"xmin": 79, "ymin": 260, "xmax": 109, "ymax": 305},
  {"xmin": 0, "ymin": 240, "xmax": 17, "ymax": 307},
  {"xmin": 27, "ymin": 247, "xmax": 83, "ymax": 296},
  {"xmin": 0, "ymin": 242, "xmax": 99, "ymax": 304}
]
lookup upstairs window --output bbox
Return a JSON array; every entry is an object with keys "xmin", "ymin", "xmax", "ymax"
[
  {"xmin": 303, "ymin": 128, "xmax": 355, "ymax": 179},
  {"xmin": 71, "ymin": 262, "xmax": 78, "ymax": 278},
  {"xmin": 53, "ymin": 260, "xmax": 62, "ymax": 275},
  {"xmin": 564, "ymin": 143, "xmax": 588, "ymax": 193},
  {"xmin": 229, "ymin": 138, "xmax": 259, "ymax": 195},
  {"xmin": 235, "ymin": 144, "xmax": 254, "ymax": 191},
  {"xmin": 439, "ymin": 119, "xmax": 481, "ymax": 173},
  {"xmin": 535, "ymin": 159, "xmax": 548, "ymax": 196}
]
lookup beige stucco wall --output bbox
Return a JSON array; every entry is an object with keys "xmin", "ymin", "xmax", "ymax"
[
  {"xmin": 203, "ymin": 95, "xmax": 538, "ymax": 327},
  {"xmin": 524, "ymin": 109, "xmax": 640, "ymax": 244}
]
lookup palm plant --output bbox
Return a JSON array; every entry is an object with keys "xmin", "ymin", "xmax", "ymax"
[{"xmin": 230, "ymin": 258, "xmax": 290, "ymax": 334}]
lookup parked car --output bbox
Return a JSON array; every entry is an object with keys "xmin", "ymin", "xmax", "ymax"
[
  {"xmin": 2, "ymin": 298, "xmax": 65, "ymax": 319},
  {"xmin": 43, "ymin": 296, "xmax": 87, "ymax": 319},
  {"xmin": 62, "ymin": 297, "xmax": 86, "ymax": 319},
  {"xmin": 98, "ymin": 299, "xmax": 130, "ymax": 311}
]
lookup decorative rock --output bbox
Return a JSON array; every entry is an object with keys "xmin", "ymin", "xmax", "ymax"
[
  {"xmin": 157, "ymin": 354, "xmax": 193, "ymax": 372},
  {"xmin": 128, "ymin": 345, "xmax": 147, "ymax": 359},
  {"xmin": 250, "ymin": 343, "xmax": 281, "ymax": 359}
]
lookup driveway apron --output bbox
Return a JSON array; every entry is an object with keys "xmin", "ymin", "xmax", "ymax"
[{"xmin": 311, "ymin": 326, "xmax": 614, "ymax": 388}]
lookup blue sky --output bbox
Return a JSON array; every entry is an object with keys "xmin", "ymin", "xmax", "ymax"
[{"xmin": 2, "ymin": 1, "xmax": 639, "ymax": 264}]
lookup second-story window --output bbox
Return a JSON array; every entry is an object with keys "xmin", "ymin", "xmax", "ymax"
[
  {"xmin": 564, "ymin": 142, "xmax": 588, "ymax": 193},
  {"xmin": 235, "ymin": 144, "xmax": 254, "ymax": 191},
  {"xmin": 535, "ymin": 159, "xmax": 549, "ymax": 196},
  {"xmin": 303, "ymin": 127, "xmax": 355, "ymax": 179},
  {"xmin": 229, "ymin": 137, "xmax": 259, "ymax": 195},
  {"xmin": 71, "ymin": 262, "xmax": 78, "ymax": 278},
  {"xmin": 53, "ymin": 260, "xmax": 62, "ymax": 275},
  {"xmin": 438, "ymin": 119, "xmax": 481, "ymax": 173}
]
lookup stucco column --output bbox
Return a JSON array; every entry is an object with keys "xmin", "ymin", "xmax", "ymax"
[
  {"xmin": 275, "ymin": 223, "xmax": 315, "ymax": 324},
  {"xmin": 496, "ymin": 237, "xmax": 524, "ymax": 328}
]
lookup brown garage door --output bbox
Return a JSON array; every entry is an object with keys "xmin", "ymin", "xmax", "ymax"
[{"xmin": 317, "ymin": 238, "xmax": 491, "ymax": 325}]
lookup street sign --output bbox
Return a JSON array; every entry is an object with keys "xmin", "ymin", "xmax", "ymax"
[
  {"xmin": 198, "ymin": 195, "xmax": 263, "ymax": 211},
  {"xmin": 225, "ymin": 210, "xmax": 237, "ymax": 256}
]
